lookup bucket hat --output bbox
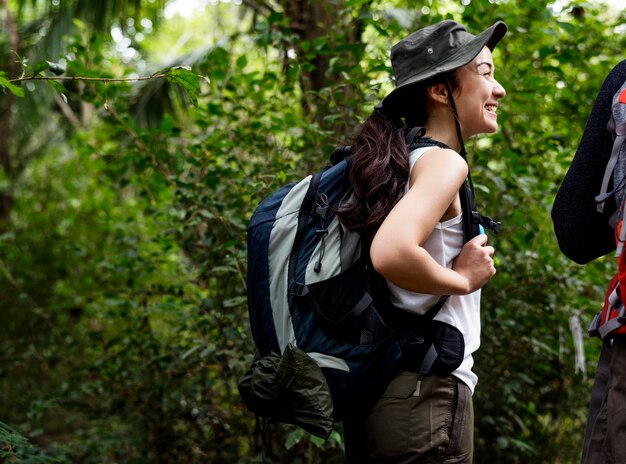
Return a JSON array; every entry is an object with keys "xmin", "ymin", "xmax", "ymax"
[{"xmin": 381, "ymin": 20, "xmax": 507, "ymax": 113}]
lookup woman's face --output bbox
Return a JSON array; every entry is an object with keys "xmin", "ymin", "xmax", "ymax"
[{"xmin": 453, "ymin": 47, "xmax": 506, "ymax": 139}]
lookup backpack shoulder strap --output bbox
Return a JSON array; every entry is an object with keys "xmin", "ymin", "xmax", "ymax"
[
  {"xmin": 406, "ymin": 128, "xmax": 501, "ymax": 242},
  {"xmin": 330, "ymin": 145, "xmax": 352, "ymax": 166},
  {"xmin": 596, "ymin": 81, "xmax": 626, "ymax": 213}
]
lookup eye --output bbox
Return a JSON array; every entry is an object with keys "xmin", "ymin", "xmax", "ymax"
[{"xmin": 477, "ymin": 64, "xmax": 493, "ymax": 77}]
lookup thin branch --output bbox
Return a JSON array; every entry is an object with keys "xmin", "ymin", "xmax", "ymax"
[{"xmin": 9, "ymin": 72, "xmax": 170, "ymax": 83}]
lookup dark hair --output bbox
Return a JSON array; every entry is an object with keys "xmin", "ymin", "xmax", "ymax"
[{"xmin": 338, "ymin": 71, "xmax": 459, "ymax": 241}]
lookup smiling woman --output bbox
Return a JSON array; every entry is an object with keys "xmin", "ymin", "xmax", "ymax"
[{"xmin": 338, "ymin": 19, "xmax": 507, "ymax": 464}]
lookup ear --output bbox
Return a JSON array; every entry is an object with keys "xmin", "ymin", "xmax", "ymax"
[{"xmin": 427, "ymin": 83, "xmax": 448, "ymax": 104}]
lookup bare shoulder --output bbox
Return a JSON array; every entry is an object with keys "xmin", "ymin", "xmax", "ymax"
[{"xmin": 410, "ymin": 147, "xmax": 468, "ymax": 186}]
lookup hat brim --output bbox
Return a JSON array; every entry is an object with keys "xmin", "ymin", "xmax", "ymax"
[{"xmin": 380, "ymin": 21, "xmax": 507, "ymax": 114}]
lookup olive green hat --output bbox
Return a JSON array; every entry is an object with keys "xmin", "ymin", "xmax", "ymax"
[{"xmin": 381, "ymin": 20, "xmax": 507, "ymax": 113}]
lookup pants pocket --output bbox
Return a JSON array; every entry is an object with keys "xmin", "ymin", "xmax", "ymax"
[
  {"xmin": 344, "ymin": 372, "xmax": 457, "ymax": 463},
  {"xmin": 443, "ymin": 381, "xmax": 474, "ymax": 461}
]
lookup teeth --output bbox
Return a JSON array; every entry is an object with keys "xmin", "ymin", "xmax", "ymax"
[{"xmin": 486, "ymin": 105, "xmax": 497, "ymax": 113}]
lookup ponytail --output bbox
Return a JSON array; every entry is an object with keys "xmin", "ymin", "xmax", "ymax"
[
  {"xmin": 338, "ymin": 71, "xmax": 459, "ymax": 240},
  {"xmin": 338, "ymin": 108, "xmax": 409, "ymax": 240}
]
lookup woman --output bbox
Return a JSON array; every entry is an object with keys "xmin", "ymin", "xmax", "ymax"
[{"xmin": 339, "ymin": 20, "xmax": 507, "ymax": 463}]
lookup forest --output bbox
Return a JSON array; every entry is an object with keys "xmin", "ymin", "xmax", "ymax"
[{"xmin": 2, "ymin": 0, "xmax": 626, "ymax": 462}]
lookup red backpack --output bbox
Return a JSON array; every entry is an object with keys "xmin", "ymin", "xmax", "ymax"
[{"xmin": 589, "ymin": 87, "xmax": 626, "ymax": 342}]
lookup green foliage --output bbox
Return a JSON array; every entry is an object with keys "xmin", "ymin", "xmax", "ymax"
[
  {"xmin": 0, "ymin": 71, "xmax": 24, "ymax": 97},
  {"xmin": 0, "ymin": 421, "xmax": 64, "ymax": 463},
  {"xmin": 2, "ymin": 0, "xmax": 626, "ymax": 462},
  {"xmin": 165, "ymin": 67, "xmax": 201, "ymax": 106}
]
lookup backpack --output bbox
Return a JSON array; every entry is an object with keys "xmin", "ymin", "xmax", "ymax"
[
  {"xmin": 589, "ymin": 82, "xmax": 626, "ymax": 342},
  {"xmin": 238, "ymin": 132, "xmax": 501, "ymax": 439}
]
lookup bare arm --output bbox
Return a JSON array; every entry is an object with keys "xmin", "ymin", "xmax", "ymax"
[{"xmin": 370, "ymin": 148, "xmax": 495, "ymax": 295}]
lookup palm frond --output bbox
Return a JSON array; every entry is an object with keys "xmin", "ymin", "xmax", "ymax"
[
  {"xmin": 130, "ymin": 41, "xmax": 229, "ymax": 129},
  {"xmin": 16, "ymin": 0, "xmax": 165, "ymax": 32}
]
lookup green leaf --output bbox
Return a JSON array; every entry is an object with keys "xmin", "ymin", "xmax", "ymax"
[
  {"xmin": 34, "ymin": 61, "xmax": 49, "ymax": 75},
  {"xmin": 236, "ymin": 55, "xmax": 247, "ymax": 69},
  {"xmin": 0, "ymin": 76, "xmax": 24, "ymax": 97},
  {"xmin": 47, "ymin": 80, "xmax": 68, "ymax": 94},
  {"xmin": 268, "ymin": 11, "xmax": 284, "ymax": 24},
  {"xmin": 166, "ymin": 67, "xmax": 200, "ymax": 107}
]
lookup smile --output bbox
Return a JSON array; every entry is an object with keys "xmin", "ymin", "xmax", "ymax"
[{"xmin": 485, "ymin": 104, "xmax": 498, "ymax": 114}]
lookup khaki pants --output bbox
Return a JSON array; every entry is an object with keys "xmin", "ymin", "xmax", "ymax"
[
  {"xmin": 585, "ymin": 337, "xmax": 626, "ymax": 464},
  {"xmin": 343, "ymin": 372, "xmax": 473, "ymax": 463}
]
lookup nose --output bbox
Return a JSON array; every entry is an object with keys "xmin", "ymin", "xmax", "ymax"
[{"xmin": 494, "ymin": 79, "xmax": 506, "ymax": 99}]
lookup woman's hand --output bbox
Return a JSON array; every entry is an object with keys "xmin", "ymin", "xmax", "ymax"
[{"xmin": 452, "ymin": 234, "xmax": 496, "ymax": 293}]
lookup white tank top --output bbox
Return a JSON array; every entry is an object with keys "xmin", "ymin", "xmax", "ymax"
[{"xmin": 386, "ymin": 146, "xmax": 481, "ymax": 393}]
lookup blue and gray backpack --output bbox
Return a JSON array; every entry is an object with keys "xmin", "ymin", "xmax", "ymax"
[{"xmin": 238, "ymin": 133, "xmax": 500, "ymax": 439}]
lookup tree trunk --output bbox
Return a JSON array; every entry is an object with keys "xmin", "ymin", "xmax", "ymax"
[
  {"xmin": 0, "ymin": 0, "xmax": 17, "ymax": 219},
  {"xmin": 281, "ymin": 0, "xmax": 371, "ymax": 135}
]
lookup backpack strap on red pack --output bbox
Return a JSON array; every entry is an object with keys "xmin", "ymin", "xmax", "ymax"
[{"xmin": 596, "ymin": 87, "xmax": 626, "ymax": 212}]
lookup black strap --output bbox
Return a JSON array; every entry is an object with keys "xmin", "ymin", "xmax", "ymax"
[
  {"xmin": 408, "ymin": 132, "xmax": 477, "ymax": 240},
  {"xmin": 406, "ymin": 126, "xmax": 426, "ymax": 144},
  {"xmin": 418, "ymin": 344, "xmax": 438, "ymax": 374},
  {"xmin": 407, "ymin": 128, "xmax": 501, "ymax": 240},
  {"xmin": 329, "ymin": 145, "xmax": 352, "ymax": 166},
  {"xmin": 291, "ymin": 282, "xmax": 373, "ymax": 323},
  {"xmin": 381, "ymin": 293, "xmax": 447, "ymax": 328},
  {"xmin": 407, "ymin": 134, "xmax": 451, "ymax": 151},
  {"xmin": 444, "ymin": 76, "xmax": 502, "ymax": 237}
]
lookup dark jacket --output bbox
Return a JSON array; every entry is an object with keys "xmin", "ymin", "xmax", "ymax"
[{"xmin": 552, "ymin": 60, "xmax": 626, "ymax": 264}]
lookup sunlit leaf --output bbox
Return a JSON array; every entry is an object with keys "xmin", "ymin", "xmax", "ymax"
[{"xmin": 165, "ymin": 66, "xmax": 200, "ymax": 107}]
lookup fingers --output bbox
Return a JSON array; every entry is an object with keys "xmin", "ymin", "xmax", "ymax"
[
  {"xmin": 469, "ymin": 233, "xmax": 489, "ymax": 246},
  {"xmin": 469, "ymin": 234, "xmax": 495, "ymax": 257},
  {"xmin": 475, "ymin": 237, "xmax": 496, "ymax": 277},
  {"xmin": 454, "ymin": 233, "xmax": 497, "ymax": 292}
]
